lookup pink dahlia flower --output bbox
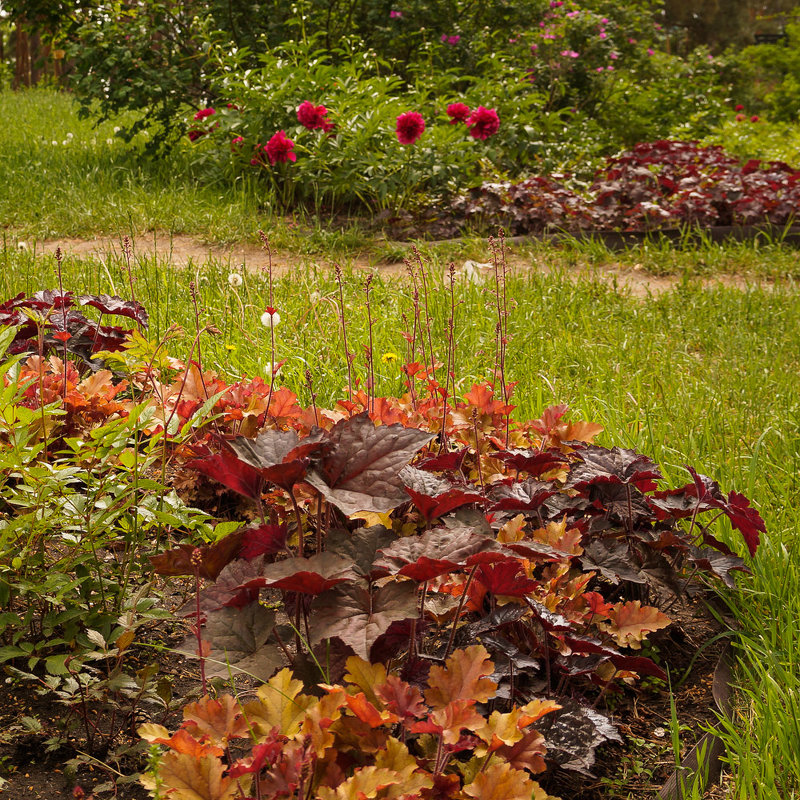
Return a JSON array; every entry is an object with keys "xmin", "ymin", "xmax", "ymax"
[
  {"xmin": 446, "ymin": 103, "xmax": 471, "ymax": 124},
  {"xmin": 264, "ymin": 131, "xmax": 297, "ymax": 164},
  {"xmin": 466, "ymin": 106, "xmax": 500, "ymax": 140},
  {"xmin": 396, "ymin": 111, "xmax": 425, "ymax": 145},
  {"xmin": 297, "ymin": 101, "xmax": 331, "ymax": 130}
]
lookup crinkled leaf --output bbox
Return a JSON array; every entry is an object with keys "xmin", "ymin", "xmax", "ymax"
[
  {"xmin": 722, "ymin": 490, "xmax": 764, "ymax": 557},
  {"xmin": 561, "ymin": 633, "xmax": 667, "ymax": 679},
  {"xmin": 245, "ymin": 552, "xmax": 357, "ymax": 595},
  {"xmin": 425, "ymin": 644, "xmax": 497, "ymax": 708},
  {"xmin": 493, "ymin": 449, "xmax": 570, "ymax": 477},
  {"xmin": 157, "ymin": 752, "xmax": 245, "ymax": 800},
  {"xmin": 78, "ymin": 293, "xmax": 149, "ymax": 326},
  {"xmin": 579, "ymin": 539, "xmax": 647, "ymax": 585},
  {"xmin": 401, "ymin": 466, "xmax": 485, "ymax": 522},
  {"xmin": 495, "ymin": 730, "xmax": 549, "ymax": 775},
  {"xmin": 305, "ymin": 412, "xmax": 435, "ymax": 515},
  {"xmin": 540, "ymin": 699, "xmax": 621, "ymax": 774},
  {"xmin": 599, "ymin": 600, "xmax": 671, "ymax": 649},
  {"xmin": 183, "ymin": 694, "xmax": 250, "ymax": 745},
  {"xmin": 687, "ymin": 545, "xmax": 748, "ymax": 588},
  {"xmin": 242, "ymin": 669, "xmax": 314, "ymax": 736},
  {"xmin": 489, "ymin": 478, "xmax": 558, "ymax": 512},
  {"xmin": 310, "ymin": 581, "xmax": 418, "ymax": 659},
  {"xmin": 374, "ymin": 526, "xmax": 502, "ymax": 581},
  {"xmin": 568, "ymin": 445, "xmax": 662, "ymax": 491},
  {"xmin": 201, "ymin": 603, "xmax": 282, "ymax": 682},
  {"xmin": 463, "ymin": 762, "xmax": 536, "ymax": 800},
  {"xmin": 326, "ymin": 525, "xmax": 397, "ymax": 580},
  {"xmin": 475, "ymin": 561, "xmax": 538, "ymax": 598},
  {"xmin": 199, "ymin": 558, "xmax": 264, "ymax": 612}
]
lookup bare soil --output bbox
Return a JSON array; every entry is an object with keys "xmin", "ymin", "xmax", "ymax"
[{"xmin": 31, "ymin": 234, "xmax": 778, "ymax": 299}]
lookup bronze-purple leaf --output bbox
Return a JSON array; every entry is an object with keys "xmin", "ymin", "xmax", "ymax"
[
  {"xmin": 567, "ymin": 445, "xmax": 662, "ymax": 492},
  {"xmin": 374, "ymin": 526, "xmax": 502, "ymax": 581},
  {"xmin": 189, "ymin": 450, "xmax": 264, "ymax": 500},
  {"xmin": 78, "ymin": 293, "xmax": 149, "ymax": 327},
  {"xmin": 150, "ymin": 529, "xmax": 245, "ymax": 581},
  {"xmin": 493, "ymin": 448, "xmax": 570, "ymax": 477},
  {"xmin": 402, "ymin": 466, "xmax": 485, "ymax": 522},
  {"xmin": 309, "ymin": 581, "xmax": 419, "ymax": 660},
  {"xmin": 305, "ymin": 412, "xmax": 435, "ymax": 515},
  {"xmin": 242, "ymin": 552, "xmax": 357, "ymax": 595},
  {"xmin": 489, "ymin": 478, "xmax": 557, "ymax": 513}
]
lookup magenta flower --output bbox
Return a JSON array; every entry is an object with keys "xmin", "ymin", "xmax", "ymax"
[
  {"xmin": 466, "ymin": 106, "xmax": 500, "ymax": 140},
  {"xmin": 297, "ymin": 101, "xmax": 331, "ymax": 130},
  {"xmin": 750, "ymin": 115, "xmax": 760, "ymax": 123},
  {"xmin": 440, "ymin": 34, "xmax": 460, "ymax": 45},
  {"xmin": 390, "ymin": 10, "xmax": 402, "ymax": 18},
  {"xmin": 193, "ymin": 108, "xmax": 216, "ymax": 121},
  {"xmin": 446, "ymin": 102, "xmax": 471, "ymax": 124},
  {"xmin": 396, "ymin": 111, "xmax": 425, "ymax": 145},
  {"xmin": 560, "ymin": 49, "xmax": 579, "ymax": 58},
  {"xmin": 735, "ymin": 104, "xmax": 745, "ymax": 111},
  {"xmin": 264, "ymin": 131, "xmax": 297, "ymax": 165},
  {"xmin": 230, "ymin": 136, "xmax": 244, "ymax": 152}
]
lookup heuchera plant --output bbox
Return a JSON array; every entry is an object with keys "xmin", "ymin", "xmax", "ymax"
[
  {"xmin": 144, "ymin": 369, "xmax": 763, "ymax": 794},
  {"xmin": 451, "ymin": 140, "xmax": 800, "ymax": 234}
]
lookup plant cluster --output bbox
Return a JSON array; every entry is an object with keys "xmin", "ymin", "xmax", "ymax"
[
  {"xmin": 450, "ymin": 140, "xmax": 800, "ymax": 234},
  {"xmin": 0, "ymin": 256, "xmax": 766, "ymax": 797}
]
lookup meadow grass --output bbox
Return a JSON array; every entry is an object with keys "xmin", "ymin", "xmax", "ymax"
[{"xmin": 3, "ymin": 239, "xmax": 800, "ymax": 797}]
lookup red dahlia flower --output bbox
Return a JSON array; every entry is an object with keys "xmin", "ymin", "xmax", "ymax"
[
  {"xmin": 193, "ymin": 107, "xmax": 216, "ymax": 121},
  {"xmin": 396, "ymin": 111, "xmax": 425, "ymax": 145},
  {"xmin": 466, "ymin": 106, "xmax": 500, "ymax": 140},
  {"xmin": 446, "ymin": 102, "xmax": 471, "ymax": 123},
  {"xmin": 264, "ymin": 131, "xmax": 297, "ymax": 164},
  {"xmin": 297, "ymin": 101, "xmax": 331, "ymax": 130}
]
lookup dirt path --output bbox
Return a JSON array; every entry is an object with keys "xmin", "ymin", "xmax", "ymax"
[{"xmin": 30, "ymin": 233, "xmax": 779, "ymax": 299}]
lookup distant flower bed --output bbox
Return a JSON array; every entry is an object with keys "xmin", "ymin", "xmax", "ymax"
[{"xmin": 450, "ymin": 140, "xmax": 800, "ymax": 234}]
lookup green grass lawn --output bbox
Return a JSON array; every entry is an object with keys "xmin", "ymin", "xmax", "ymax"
[{"xmin": 2, "ymin": 87, "xmax": 800, "ymax": 799}]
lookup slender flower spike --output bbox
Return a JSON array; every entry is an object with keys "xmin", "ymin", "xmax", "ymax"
[
  {"xmin": 261, "ymin": 307, "xmax": 281, "ymax": 328},
  {"xmin": 396, "ymin": 111, "xmax": 425, "ymax": 145},
  {"xmin": 228, "ymin": 273, "xmax": 243, "ymax": 288}
]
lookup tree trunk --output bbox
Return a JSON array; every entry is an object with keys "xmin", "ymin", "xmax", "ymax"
[{"xmin": 13, "ymin": 20, "xmax": 30, "ymax": 88}]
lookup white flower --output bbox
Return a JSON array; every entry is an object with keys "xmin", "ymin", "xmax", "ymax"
[
  {"xmin": 113, "ymin": 126, "xmax": 121, "ymax": 133},
  {"xmin": 263, "ymin": 362, "xmax": 281, "ymax": 377},
  {"xmin": 51, "ymin": 140, "xmax": 59, "ymax": 146},
  {"xmin": 17, "ymin": 241, "xmax": 29, "ymax": 251},
  {"xmin": 106, "ymin": 138, "xmax": 114, "ymax": 145},
  {"xmin": 66, "ymin": 132, "xmax": 73, "ymax": 139},
  {"xmin": 260, "ymin": 308, "xmax": 280, "ymax": 328},
  {"xmin": 61, "ymin": 139, "xmax": 70, "ymax": 145},
  {"xmin": 227, "ymin": 272, "xmax": 243, "ymax": 288},
  {"xmin": 309, "ymin": 290, "xmax": 321, "ymax": 304}
]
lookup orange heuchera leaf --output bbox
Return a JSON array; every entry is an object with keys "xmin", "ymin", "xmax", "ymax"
[
  {"xmin": 267, "ymin": 386, "xmax": 302, "ymax": 420},
  {"xmin": 157, "ymin": 752, "xmax": 248, "ymax": 800},
  {"xmin": 425, "ymin": 645, "xmax": 497, "ymax": 708},
  {"xmin": 138, "ymin": 724, "xmax": 224, "ymax": 758},
  {"xmin": 375, "ymin": 737, "xmax": 435, "ymax": 799},
  {"xmin": 182, "ymin": 694, "xmax": 249, "ymax": 745},
  {"xmin": 316, "ymin": 766, "xmax": 401, "ymax": 800},
  {"xmin": 344, "ymin": 656, "xmax": 388, "ymax": 706},
  {"xmin": 243, "ymin": 668, "xmax": 315, "ymax": 736},
  {"xmin": 463, "ymin": 762, "xmax": 535, "ymax": 800},
  {"xmin": 301, "ymin": 685, "xmax": 348, "ymax": 755},
  {"xmin": 495, "ymin": 730, "xmax": 548, "ymax": 775},
  {"xmin": 374, "ymin": 675, "xmax": 427, "ymax": 722},
  {"xmin": 429, "ymin": 699, "xmax": 487, "ymax": 745},
  {"xmin": 517, "ymin": 698, "xmax": 562, "ymax": 727},
  {"xmin": 472, "ymin": 708, "xmax": 526, "ymax": 751},
  {"xmin": 345, "ymin": 692, "xmax": 399, "ymax": 727},
  {"xmin": 600, "ymin": 600, "xmax": 672, "ymax": 649}
]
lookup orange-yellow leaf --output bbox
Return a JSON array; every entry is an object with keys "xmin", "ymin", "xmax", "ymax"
[
  {"xmin": 463, "ymin": 762, "xmax": 535, "ymax": 800},
  {"xmin": 472, "ymin": 708, "xmax": 526, "ymax": 750},
  {"xmin": 182, "ymin": 695, "xmax": 249, "ymax": 745},
  {"xmin": 600, "ymin": 601, "xmax": 672, "ymax": 649},
  {"xmin": 497, "ymin": 514, "xmax": 526, "ymax": 543},
  {"xmin": 495, "ymin": 730, "xmax": 549, "ymax": 775},
  {"xmin": 139, "ymin": 725, "xmax": 224, "ymax": 758},
  {"xmin": 431, "ymin": 699, "xmax": 486, "ymax": 744},
  {"xmin": 425, "ymin": 645, "xmax": 497, "ymax": 708},
  {"xmin": 376, "ymin": 737, "xmax": 435, "ymax": 799},
  {"xmin": 344, "ymin": 656, "xmax": 388, "ymax": 706},
  {"xmin": 345, "ymin": 692, "xmax": 399, "ymax": 727},
  {"xmin": 157, "ymin": 752, "xmax": 248, "ymax": 800},
  {"xmin": 243, "ymin": 668, "xmax": 314, "ymax": 736},
  {"xmin": 316, "ymin": 766, "xmax": 400, "ymax": 800},
  {"xmin": 517, "ymin": 698, "xmax": 561, "ymax": 727}
]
